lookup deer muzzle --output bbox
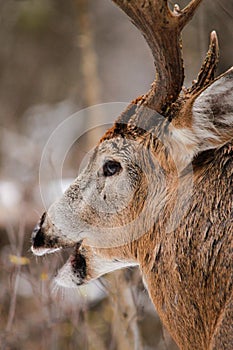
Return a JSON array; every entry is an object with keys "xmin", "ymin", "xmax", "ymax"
[
  {"xmin": 31, "ymin": 212, "xmax": 47, "ymax": 249},
  {"xmin": 31, "ymin": 211, "xmax": 76, "ymax": 256}
]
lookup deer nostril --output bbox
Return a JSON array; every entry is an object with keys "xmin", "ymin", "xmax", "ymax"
[
  {"xmin": 31, "ymin": 212, "xmax": 46, "ymax": 247},
  {"xmin": 39, "ymin": 212, "xmax": 46, "ymax": 226},
  {"xmin": 31, "ymin": 225, "xmax": 45, "ymax": 248},
  {"xmin": 31, "ymin": 223, "xmax": 40, "ymax": 241}
]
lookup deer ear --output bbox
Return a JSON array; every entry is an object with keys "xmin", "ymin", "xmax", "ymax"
[
  {"xmin": 169, "ymin": 67, "xmax": 233, "ymax": 167},
  {"xmin": 192, "ymin": 66, "xmax": 233, "ymax": 150}
]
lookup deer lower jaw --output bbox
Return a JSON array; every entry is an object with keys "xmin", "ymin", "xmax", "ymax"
[
  {"xmin": 54, "ymin": 254, "xmax": 139, "ymax": 289},
  {"xmin": 31, "ymin": 234, "xmax": 138, "ymax": 288},
  {"xmin": 54, "ymin": 254, "xmax": 87, "ymax": 288},
  {"xmin": 53, "ymin": 244, "xmax": 139, "ymax": 288}
]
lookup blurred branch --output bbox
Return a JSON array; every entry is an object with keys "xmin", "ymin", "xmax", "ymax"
[
  {"xmin": 5, "ymin": 222, "xmax": 26, "ymax": 333},
  {"xmin": 74, "ymin": 0, "xmax": 102, "ymax": 106},
  {"xmin": 109, "ymin": 270, "xmax": 143, "ymax": 350}
]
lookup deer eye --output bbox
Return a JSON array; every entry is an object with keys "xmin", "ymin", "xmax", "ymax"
[{"xmin": 103, "ymin": 160, "xmax": 122, "ymax": 177}]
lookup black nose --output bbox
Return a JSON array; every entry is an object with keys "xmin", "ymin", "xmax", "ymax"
[{"xmin": 31, "ymin": 212, "xmax": 46, "ymax": 248}]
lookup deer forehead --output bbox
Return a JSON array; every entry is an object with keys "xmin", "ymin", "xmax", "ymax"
[{"xmin": 98, "ymin": 136, "xmax": 138, "ymax": 157}]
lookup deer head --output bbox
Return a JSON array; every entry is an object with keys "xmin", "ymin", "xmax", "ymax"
[{"xmin": 31, "ymin": 1, "xmax": 233, "ymax": 349}]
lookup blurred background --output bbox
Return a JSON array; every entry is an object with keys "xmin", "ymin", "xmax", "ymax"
[{"xmin": 0, "ymin": 0, "xmax": 232, "ymax": 349}]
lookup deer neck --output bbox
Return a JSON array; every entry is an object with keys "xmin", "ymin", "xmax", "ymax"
[{"xmin": 137, "ymin": 142, "xmax": 233, "ymax": 350}]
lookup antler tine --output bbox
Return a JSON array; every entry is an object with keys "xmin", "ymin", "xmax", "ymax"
[
  {"xmin": 178, "ymin": 0, "xmax": 204, "ymax": 29},
  {"xmin": 112, "ymin": 0, "xmax": 204, "ymax": 113},
  {"xmin": 188, "ymin": 30, "xmax": 219, "ymax": 95}
]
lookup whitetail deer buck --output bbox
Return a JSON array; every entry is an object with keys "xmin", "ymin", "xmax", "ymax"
[{"xmin": 31, "ymin": 1, "xmax": 233, "ymax": 349}]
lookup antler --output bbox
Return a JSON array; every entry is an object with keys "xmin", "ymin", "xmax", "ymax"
[
  {"xmin": 112, "ymin": 0, "xmax": 203, "ymax": 113},
  {"xmin": 188, "ymin": 30, "xmax": 219, "ymax": 95}
]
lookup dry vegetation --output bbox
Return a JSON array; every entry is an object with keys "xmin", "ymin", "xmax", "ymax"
[{"xmin": 0, "ymin": 0, "xmax": 232, "ymax": 349}]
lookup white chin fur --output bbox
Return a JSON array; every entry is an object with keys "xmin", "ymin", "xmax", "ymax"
[
  {"xmin": 54, "ymin": 256, "xmax": 139, "ymax": 289},
  {"xmin": 54, "ymin": 260, "xmax": 80, "ymax": 288},
  {"xmin": 31, "ymin": 246, "xmax": 61, "ymax": 256}
]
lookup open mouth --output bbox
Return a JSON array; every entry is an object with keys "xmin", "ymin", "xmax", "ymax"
[
  {"xmin": 32, "ymin": 240, "xmax": 87, "ymax": 288},
  {"xmin": 67, "ymin": 245, "xmax": 87, "ymax": 284},
  {"xmin": 52, "ymin": 243, "xmax": 87, "ymax": 288},
  {"xmin": 31, "ymin": 213, "xmax": 87, "ymax": 287}
]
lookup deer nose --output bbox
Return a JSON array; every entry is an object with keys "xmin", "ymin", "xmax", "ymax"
[{"xmin": 31, "ymin": 212, "xmax": 46, "ymax": 248}]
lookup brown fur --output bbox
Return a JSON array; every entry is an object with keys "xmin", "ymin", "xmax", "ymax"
[
  {"xmin": 84, "ymin": 140, "xmax": 232, "ymax": 350},
  {"xmin": 31, "ymin": 1, "xmax": 233, "ymax": 349}
]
